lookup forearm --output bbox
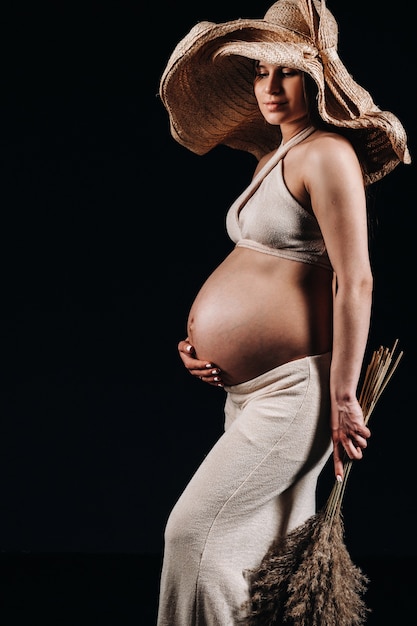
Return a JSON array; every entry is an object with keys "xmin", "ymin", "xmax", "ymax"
[{"xmin": 330, "ymin": 279, "xmax": 373, "ymax": 410}]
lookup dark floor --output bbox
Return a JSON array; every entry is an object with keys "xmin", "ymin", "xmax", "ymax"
[{"xmin": 0, "ymin": 553, "xmax": 415, "ymax": 625}]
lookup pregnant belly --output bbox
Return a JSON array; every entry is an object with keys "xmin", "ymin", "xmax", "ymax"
[{"xmin": 187, "ymin": 248, "xmax": 332, "ymax": 385}]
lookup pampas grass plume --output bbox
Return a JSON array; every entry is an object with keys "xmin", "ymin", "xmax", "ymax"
[{"xmin": 239, "ymin": 341, "xmax": 403, "ymax": 626}]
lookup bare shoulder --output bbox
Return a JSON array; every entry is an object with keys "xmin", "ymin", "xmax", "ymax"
[
  {"xmin": 298, "ymin": 130, "xmax": 364, "ymax": 192},
  {"xmin": 303, "ymin": 130, "xmax": 360, "ymax": 170}
]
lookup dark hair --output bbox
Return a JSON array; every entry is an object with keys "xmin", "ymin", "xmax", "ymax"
[{"xmin": 302, "ymin": 73, "xmax": 329, "ymax": 130}]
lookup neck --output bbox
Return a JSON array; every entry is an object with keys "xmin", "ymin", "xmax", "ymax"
[{"xmin": 280, "ymin": 119, "xmax": 313, "ymax": 144}]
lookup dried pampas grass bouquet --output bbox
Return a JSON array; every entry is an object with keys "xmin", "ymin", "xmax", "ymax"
[{"xmin": 240, "ymin": 340, "xmax": 403, "ymax": 626}]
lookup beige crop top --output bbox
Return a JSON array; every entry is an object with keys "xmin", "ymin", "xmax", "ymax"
[{"xmin": 225, "ymin": 126, "xmax": 333, "ymax": 272}]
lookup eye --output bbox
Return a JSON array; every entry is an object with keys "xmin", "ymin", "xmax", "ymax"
[{"xmin": 281, "ymin": 68, "xmax": 299, "ymax": 77}]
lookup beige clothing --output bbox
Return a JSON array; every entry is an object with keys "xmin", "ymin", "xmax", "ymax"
[
  {"xmin": 157, "ymin": 353, "xmax": 333, "ymax": 625},
  {"xmin": 226, "ymin": 125, "xmax": 332, "ymax": 271}
]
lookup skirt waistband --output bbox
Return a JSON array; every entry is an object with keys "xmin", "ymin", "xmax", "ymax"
[{"xmin": 223, "ymin": 352, "xmax": 331, "ymax": 396}]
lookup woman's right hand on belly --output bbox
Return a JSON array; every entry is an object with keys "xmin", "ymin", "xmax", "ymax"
[{"xmin": 178, "ymin": 338, "xmax": 224, "ymax": 387}]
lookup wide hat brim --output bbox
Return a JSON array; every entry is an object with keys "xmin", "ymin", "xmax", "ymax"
[{"xmin": 159, "ymin": 0, "xmax": 411, "ymax": 184}]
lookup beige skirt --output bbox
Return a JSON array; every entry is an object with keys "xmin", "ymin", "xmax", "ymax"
[{"xmin": 157, "ymin": 353, "xmax": 333, "ymax": 626}]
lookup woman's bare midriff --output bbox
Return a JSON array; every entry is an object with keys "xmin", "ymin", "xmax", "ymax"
[{"xmin": 187, "ymin": 246, "xmax": 334, "ymax": 386}]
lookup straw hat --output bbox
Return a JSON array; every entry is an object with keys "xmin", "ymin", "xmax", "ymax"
[{"xmin": 159, "ymin": 0, "xmax": 410, "ymax": 185}]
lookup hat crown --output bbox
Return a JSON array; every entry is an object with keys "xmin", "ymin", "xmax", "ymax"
[
  {"xmin": 264, "ymin": 0, "xmax": 338, "ymax": 47},
  {"xmin": 160, "ymin": 0, "xmax": 410, "ymax": 184}
]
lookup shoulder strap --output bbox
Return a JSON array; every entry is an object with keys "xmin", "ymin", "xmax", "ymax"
[{"xmin": 231, "ymin": 125, "xmax": 316, "ymax": 214}]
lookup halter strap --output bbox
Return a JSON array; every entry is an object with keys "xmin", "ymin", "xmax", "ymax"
[{"xmin": 232, "ymin": 125, "xmax": 316, "ymax": 214}]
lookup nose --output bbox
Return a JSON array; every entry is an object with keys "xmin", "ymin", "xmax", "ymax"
[{"xmin": 264, "ymin": 72, "xmax": 282, "ymax": 94}]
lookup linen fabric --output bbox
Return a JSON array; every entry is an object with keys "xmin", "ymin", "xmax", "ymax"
[
  {"xmin": 226, "ymin": 124, "xmax": 332, "ymax": 271},
  {"xmin": 157, "ymin": 353, "xmax": 333, "ymax": 625}
]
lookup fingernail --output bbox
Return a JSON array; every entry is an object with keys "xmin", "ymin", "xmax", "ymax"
[
  {"xmin": 205, "ymin": 363, "xmax": 213, "ymax": 368},
  {"xmin": 336, "ymin": 475, "xmax": 343, "ymax": 483},
  {"xmin": 211, "ymin": 369, "xmax": 220, "ymax": 375},
  {"xmin": 213, "ymin": 377, "xmax": 221, "ymax": 382},
  {"xmin": 186, "ymin": 345, "xmax": 193, "ymax": 353}
]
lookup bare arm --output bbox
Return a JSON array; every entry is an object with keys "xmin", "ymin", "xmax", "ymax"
[{"xmin": 306, "ymin": 135, "xmax": 373, "ymax": 480}]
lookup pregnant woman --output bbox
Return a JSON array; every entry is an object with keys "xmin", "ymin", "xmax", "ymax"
[{"xmin": 157, "ymin": 1, "xmax": 410, "ymax": 624}]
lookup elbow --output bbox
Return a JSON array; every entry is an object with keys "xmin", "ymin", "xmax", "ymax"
[
  {"xmin": 335, "ymin": 267, "xmax": 373, "ymax": 302},
  {"xmin": 356, "ymin": 269, "xmax": 374, "ymax": 304},
  {"xmin": 362, "ymin": 274, "xmax": 374, "ymax": 309},
  {"xmin": 361, "ymin": 268, "xmax": 373, "ymax": 297},
  {"xmin": 364, "ymin": 268, "xmax": 374, "ymax": 298}
]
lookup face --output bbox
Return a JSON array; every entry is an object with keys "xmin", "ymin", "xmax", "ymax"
[{"xmin": 253, "ymin": 62, "xmax": 308, "ymax": 126}]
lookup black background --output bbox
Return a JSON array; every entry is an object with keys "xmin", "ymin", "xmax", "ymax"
[{"xmin": 0, "ymin": 0, "xmax": 416, "ymax": 622}]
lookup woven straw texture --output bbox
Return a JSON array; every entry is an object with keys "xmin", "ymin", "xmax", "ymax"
[{"xmin": 159, "ymin": 0, "xmax": 410, "ymax": 185}]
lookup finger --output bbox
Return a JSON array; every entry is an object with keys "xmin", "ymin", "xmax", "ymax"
[
  {"xmin": 178, "ymin": 342, "xmax": 194, "ymax": 355},
  {"xmin": 333, "ymin": 443, "xmax": 344, "ymax": 482},
  {"xmin": 199, "ymin": 368, "xmax": 224, "ymax": 386},
  {"xmin": 186, "ymin": 360, "xmax": 217, "ymax": 372},
  {"xmin": 348, "ymin": 434, "xmax": 367, "ymax": 451},
  {"xmin": 359, "ymin": 425, "xmax": 371, "ymax": 440},
  {"xmin": 182, "ymin": 355, "xmax": 209, "ymax": 369},
  {"xmin": 350, "ymin": 429, "xmax": 370, "ymax": 452},
  {"xmin": 197, "ymin": 376, "xmax": 223, "ymax": 386},
  {"xmin": 344, "ymin": 439, "xmax": 364, "ymax": 460},
  {"xmin": 187, "ymin": 364, "xmax": 221, "ymax": 377}
]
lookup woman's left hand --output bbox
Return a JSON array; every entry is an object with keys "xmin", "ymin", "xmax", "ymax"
[{"xmin": 331, "ymin": 398, "xmax": 371, "ymax": 480}]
